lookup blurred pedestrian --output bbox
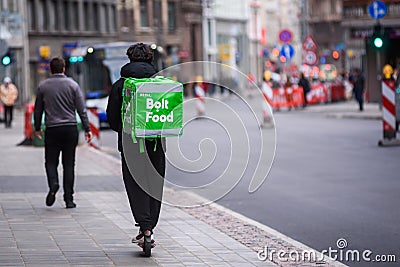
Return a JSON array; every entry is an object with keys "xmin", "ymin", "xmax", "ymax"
[
  {"xmin": 246, "ymin": 73, "xmax": 256, "ymax": 98},
  {"xmin": 284, "ymin": 75, "xmax": 294, "ymax": 111},
  {"xmin": 0, "ymin": 77, "xmax": 18, "ymax": 128},
  {"xmin": 106, "ymin": 43, "xmax": 165, "ymax": 251},
  {"xmin": 352, "ymin": 68, "xmax": 365, "ymax": 111},
  {"xmin": 298, "ymin": 72, "xmax": 311, "ymax": 107},
  {"xmin": 34, "ymin": 57, "xmax": 93, "ymax": 209}
]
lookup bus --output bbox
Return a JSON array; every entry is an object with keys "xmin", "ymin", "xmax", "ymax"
[{"xmin": 65, "ymin": 42, "xmax": 164, "ymax": 126}]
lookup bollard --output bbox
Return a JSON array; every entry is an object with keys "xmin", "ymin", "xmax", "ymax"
[
  {"xmin": 17, "ymin": 103, "xmax": 35, "ymax": 146},
  {"xmin": 261, "ymin": 81, "xmax": 273, "ymax": 126},
  {"xmin": 194, "ymin": 83, "xmax": 205, "ymax": 116},
  {"xmin": 87, "ymin": 107, "xmax": 101, "ymax": 149},
  {"xmin": 378, "ymin": 79, "xmax": 400, "ymax": 146}
]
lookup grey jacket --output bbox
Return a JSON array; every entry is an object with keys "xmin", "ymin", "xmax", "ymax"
[{"xmin": 34, "ymin": 74, "xmax": 90, "ymax": 132}]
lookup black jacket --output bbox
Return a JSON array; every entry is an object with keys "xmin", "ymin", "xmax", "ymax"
[
  {"xmin": 106, "ymin": 61, "xmax": 157, "ymax": 151},
  {"xmin": 298, "ymin": 77, "xmax": 311, "ymax": 93}
]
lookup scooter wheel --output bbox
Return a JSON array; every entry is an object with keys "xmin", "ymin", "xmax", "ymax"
[{"xmin": 142, "ymin": 230, "xmax": 152, "ymax": 257}]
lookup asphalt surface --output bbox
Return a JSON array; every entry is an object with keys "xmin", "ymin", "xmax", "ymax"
[{"xmin": 100, "ymin": 97, "xmax": 399, "ymax": 267}]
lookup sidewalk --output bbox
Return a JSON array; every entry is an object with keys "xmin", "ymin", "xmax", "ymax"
[
  {"xmin": 297, "ymin": 100, "xmax": 382, "ymax": 120},
  {"xmin": 0, "ymin": 110, "xmax": 346, "ymax": 267},
  {"xmin": 0, "ymin": 111, "xmax": 276, "ymax": 266}
]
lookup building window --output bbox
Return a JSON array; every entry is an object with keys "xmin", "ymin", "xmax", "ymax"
[
  {"xmin": 72, "ymin": 1, "xmax": 79, "ymax": 31},
  {"xmin": 99, "ymin": 4, "xmax": 107, "ymax": 32},
  {"xmin": 388, "ymin": 3, "xmax": 400, "ymax": 16},
  {"xmin": 63, "ymin": 1, "xmax": 69, "ymax": 31},
  {"xmin": 4, "ymin": 0, "xmax": 17, "ymax": 12},
  {"xmin": 93, "ymin": 3, "xmax": 99, "ymax": 31},
  {"xmin": 168, "ymin": 1, "xmax": 176, "ymax": 31},
  {"xmin": 37, "ymin": 0, "xmax": 48, "ymax": 31},
  {"xmin": 344, "ymin": 6, "xmax": 365, "ymax": 18},
  {"xmin": 140, "ymin": 0, "xmax": 149, "ymax": 27},
  {"xmin": 110, "ymin": 5, "xmax": 117, "ymax": 32},
  {"xmin": 84, "ymin": 2, "xmax": 90, "ymax": 31},
  {"xmin": 27, "ymin": 0, "xmax": 36, "ymax": 31},
  {"xmin": 48, "ymin": 0, "xmax": 55, "ymax": 31}
]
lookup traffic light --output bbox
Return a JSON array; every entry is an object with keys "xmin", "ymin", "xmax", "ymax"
[
  {"xmin": 369, "ymin": 24, "xmax": 388, "ymax": 50},
  {"xmin": 332, "ymin": 50, "xmax": 340, "ymax": 60},
  {"xmin": 1, "ymin": 51, "xmax": 13, "ymax": 66}
]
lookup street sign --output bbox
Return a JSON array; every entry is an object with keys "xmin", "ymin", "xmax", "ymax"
[
  {"xmin": 368, "ymin": 1, "xmax": 387, "ymax": 20},
  {"xmin": 280, "ymin": 44, "xmax": 295, "ymax": 61},
  {"xmin": 303, "ymin": 50, "xmax": 318, "ymax": 65},
  {"xmin": 279, "ymin": 29, "xmax": 293, "ymax": 44},
  {"xmin": 302, "ymin": 35, "xmax": 318, "ymax": 51}
]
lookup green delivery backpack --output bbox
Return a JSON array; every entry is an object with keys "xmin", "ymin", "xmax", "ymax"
[{"xmin": 122, "ymin": 76, "xmax": 183, "ymax": 152}]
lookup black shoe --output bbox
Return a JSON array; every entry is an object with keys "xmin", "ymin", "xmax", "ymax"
[
  {"xmin": 65, "ymin": 201, "xmax": 76, "ymax": 209},
  {"xmin": 46, "ymin": 185, "xmax": 59, "ymax": 206}
]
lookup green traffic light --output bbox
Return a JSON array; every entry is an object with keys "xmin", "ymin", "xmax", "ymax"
[
  {"xmin": 2, "ymin": 55, "xmax": 11, "ymax": 66},
  {"xmin": 374, "ymin": 37, "xmax": 383, "ymax": 48}
]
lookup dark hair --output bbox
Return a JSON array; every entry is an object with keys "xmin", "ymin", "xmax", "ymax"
[
  {"xmin": 126, "ymin": 43, "xmax": 153, "ymax": 63},
  {"xmin": 50, "ymin": 57, "xmax": 65, "ymax": 74}
]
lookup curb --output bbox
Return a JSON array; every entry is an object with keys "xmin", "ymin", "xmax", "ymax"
[
  {"xmin": 325, "ymin": 114, "xmax": 381, "ymax": 120},
  {"xmin": 88, "ymin": 145, "xmax": 346, "ymax": 267}
]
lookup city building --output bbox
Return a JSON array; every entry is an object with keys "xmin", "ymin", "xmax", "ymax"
[
  {"xmin": 260, "ymin": 0, "xmax": 302, "ymax": 72},
  {"xmin": 118, "ymin": 0, "xmax": 203, "ymax": 67},
  {"xmin": 342, "ymin": 0, "xmax": 400, "ymax": 102},
  {"xmin": 0, "ymin": 0, "xmax": 29, "ymax": 104},
  {"xmin": 26, "ymin": 0, "xmax": 119, "ymax": 99},
  {"xmin": 18, "ymin": 0, "xmax": 203, "ymax": 102},
  {"xmin": 306, "ymin": 0, "xmax": 344, "ymax": 69},
  {"xmin": 305, "ymin": 0, "xmax": 400, "ymax": 102},
  {"xmin": 210, "ymin": 0, "xmax": 250, "ymax": 86}
]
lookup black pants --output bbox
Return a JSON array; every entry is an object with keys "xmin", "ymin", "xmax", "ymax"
[
  {"xmin": 44, "ymin": 125, "xmax": 78, "ymax": 202},
  {"xmin": 4, "ymin": 105, "xmax": 13, "ymax": 127},
  {"xmin": 354, "ymin": 89, "xmax": 364, "ymax": 111},
  {"xmin": 121, "ymin": 136, "xmax": 165, "ymax": 232}
]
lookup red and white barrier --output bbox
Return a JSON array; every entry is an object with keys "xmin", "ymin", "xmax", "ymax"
[
  {"xmin": 195, "ymin": 83, "xmax": 205, "ymax": 116},
  {"xmin": 307, "ymin": 83, "xmax": 328, "ymax": 105},
  {"xmin": 24, "ymin": 103, "xmax": 34, "ymax": 140},
  {"xmin": 87, "ymin": 107, "xmax": 101, "ymax": 149},
  {"xmin": 264, "ymin": 81, "xmax": 346, "ymax": 112},
  {"xmin": 261, "ymin": 82, "xmax": 273, "ymax": 124},
  {"xmin": 379, "ymin": 79, "xmax": 400, "ymax": 146},
  {"xmin": 269, "ymin": 85, "xmax": 304, "ymax": 111}
]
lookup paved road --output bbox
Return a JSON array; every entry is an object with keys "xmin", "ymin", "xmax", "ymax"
[
  {"xmin": 100, "ymin": 97, "xmax": 400, "ymax": 267},
  {"xmin": 219, "ymin": 112, "xmax": 399, "ymax": 267}
]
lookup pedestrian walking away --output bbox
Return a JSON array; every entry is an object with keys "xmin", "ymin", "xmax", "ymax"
[
  {"xmin": 0, "ymin": 77, "xmax": 18, "ymax": 128},
  {"xmin": 298, "ymin": 72, "xmax": 311, "ymax": 107},
  {"xmin": 33, "ymin": 57, "xmax": 93, "ymax": 209},
  {"xmin": 352, "ymin": 68, "xmax": 365, "ymax": 111},
  {"xmin": 106, "ymin": 43, "xmax": 166, "ymax": 256}
]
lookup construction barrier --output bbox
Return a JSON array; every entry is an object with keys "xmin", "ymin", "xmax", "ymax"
[
  {"xmin": 307, "ymin": 83, "xmax": 328, "ymax": 105},
  {"xmin": 261, "ymin": 82, "xmax": 273, "ymax": 123},
  {"xmin": 379, "ymin": 79, "xmax": 400, "ymax": 146},
  {"xmin": 290, "ymin": 85, "xmax": 305, "ymax": 108},
  {"xmin": 269, "ymin": 85, "xmax": 304, "ymax": 111},
  {"xmin": 24, "ymin": 103, "xmax": 34, "ymax": 140},
  {"xmin": 87, "ymin": 107, "xmax": 101, "ymax": 149},
  {"xmin": 263, "ymin": 81, "xmax": 346, "ymax": 112},
  {"xmin": 329, "ymin": 83, "xmax": 346, "ymax": 102},
  {"xmin": 194, "ymin": 83, "xmax": 205, "ymax": 116}
]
